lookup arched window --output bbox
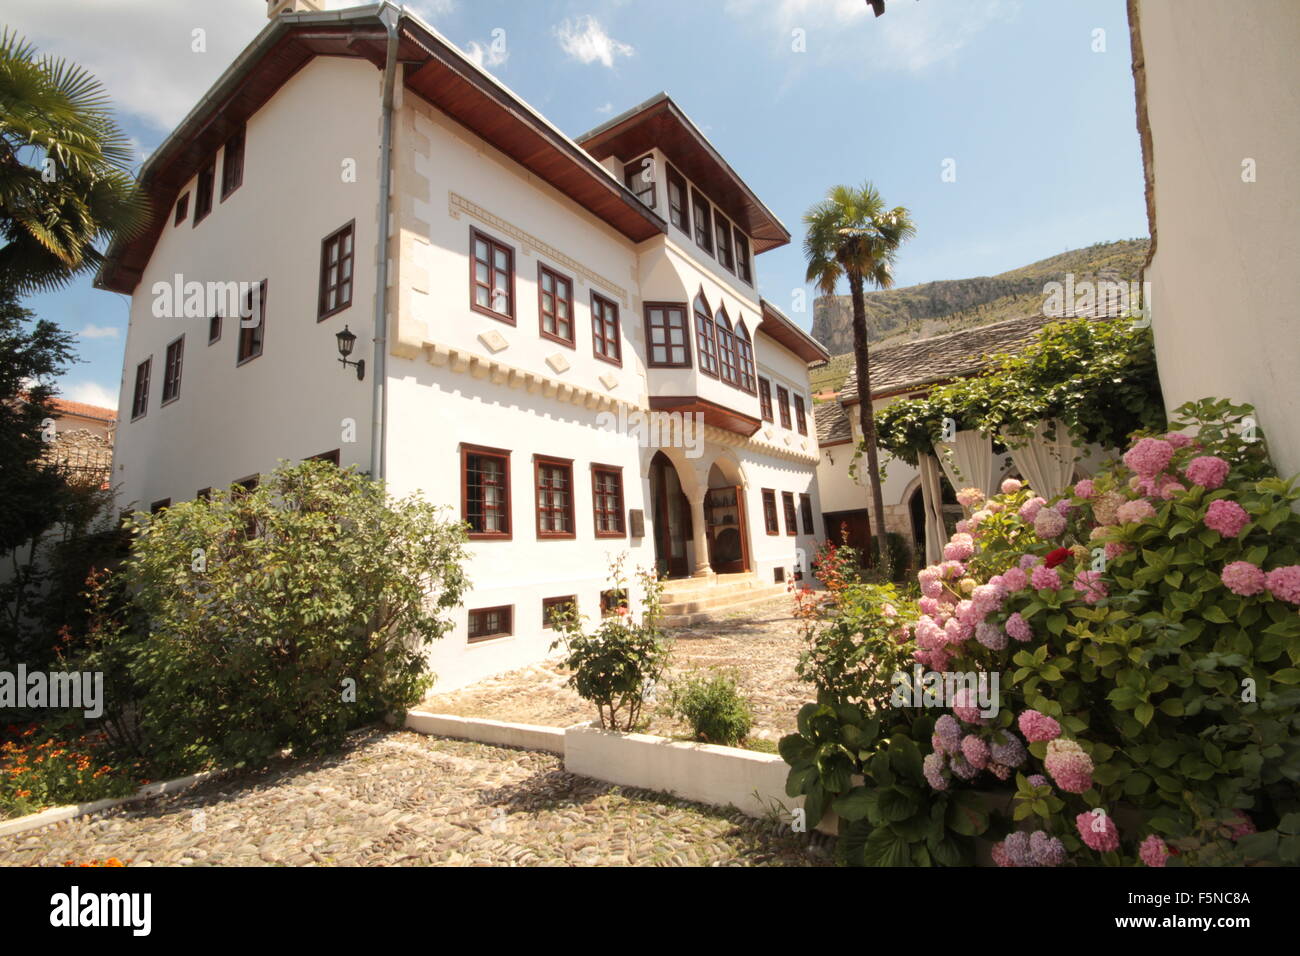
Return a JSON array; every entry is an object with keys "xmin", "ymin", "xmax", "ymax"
[
  {"xmin": 734, "ymin": 319, "xmax": 756, "ymax": 393},
  {"xmin": 694, "ymin": 293, "xmax": 717, "ymax": 376},
  {"xmin": 715, "ymin": 306, "xmax": 737, "ymax": 386}
]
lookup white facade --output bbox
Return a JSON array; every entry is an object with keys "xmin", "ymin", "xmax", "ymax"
[{"xmin": 105, "ymin": 6, "xmax": 827, "ymax": 690}]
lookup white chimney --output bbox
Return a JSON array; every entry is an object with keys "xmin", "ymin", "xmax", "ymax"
[{"xmin": 267, "ymin": 0, "xmax": 324, "ymax": 19}]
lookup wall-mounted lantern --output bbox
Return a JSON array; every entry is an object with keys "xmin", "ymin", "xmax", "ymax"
[{"xmin": 335, "ymin": 325, "xmax": 365, "ymax": 380}]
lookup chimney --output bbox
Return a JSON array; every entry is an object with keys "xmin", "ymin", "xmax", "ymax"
[{"xmin": 267, "ymin": 0, "xmax": 324, "ymax": 19}]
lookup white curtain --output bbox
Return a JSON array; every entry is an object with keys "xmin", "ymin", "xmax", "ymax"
[
  {"xmin": 1006, "ymin": 419, "xmax": 1079, "ymax": 500},
  {"xmin": 933, "ymin": 429, "xmax": 999, "ymax": 499},
  {"xmin": 917, "ymin": 453, "xmax": 948, "ymax": 565}
]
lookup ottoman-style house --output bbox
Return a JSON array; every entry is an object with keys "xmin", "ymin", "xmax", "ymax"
[{"xmin": 99, "ymin": 0, "xmax": 829, "ymax": 689}]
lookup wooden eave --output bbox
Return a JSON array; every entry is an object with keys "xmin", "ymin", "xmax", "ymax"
[{"xmin": 649, "ymin": 395, "xmax": 761, "ymax": 437}]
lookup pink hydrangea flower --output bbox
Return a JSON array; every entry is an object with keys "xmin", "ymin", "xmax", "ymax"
[
  {"xmin": 961, "ymin": 734, "xmax": 990, "ymax": 770},
  {"xmin": 1074, "ymin": 569, "xmax": 1109, "ymax": 604},
  {"xmin": 1123, "ymin": 437, "xmax": 1174, "ymax": 478},
  {"xmin": 1001, "ymin": 566, "xmax": 1029, "ymax": 592},
  {"xmin": 1018, "ymin": 710, "xmax": 1062, "ymax": 742},
  {"xmin": 1265, "ymin": 565, "xmax": 1300, "ymax": 604},
  {"xmin": 1033, "ymin": 508, "xmax": 1067, "ymax": 539},
  {"xmin": 975, "ymin": 620, "xmax": 1007, "ymax": 650},
  {"xmin": 1001, "ymin": 478, "xmax": 1022, "ymax": 495},
  {"xmin": 1019, "ymin": 496, "xmax": 1047, "ymax": 523},
  {"xmin": 1104, "ymin": 541, "xmax": 1129, "ymax": 560},
  {"xmin": 1158, "ymin": 479, "xmax": 1186, "ymax": 500},
  {"xmin": 944, "ymin": 533, "xmax": 975, "ymax": 562},
  {"xmin": 1005, "ymin": 612, "xmax": 1033, "ymax": 642},
  {"xmin": 1185, "ymin": 455, "xmax": 1230, "ymax": 490},
  {"xmin": 1046, "ymin": 739, "xmax": 1094, "ymax": 793},
  {"xmin": 1074, "ymin": 478, "xmax": 1096, "ymax": 499},
  {"xmin": 922, "ymin": 752, "xmax": 947, "ymax": 790},
  {"xmin": 1204, "ymin": 499, "xmax": 1250, "ymax": 538},
  {"xmin": 1019, "ymin": 554, "xmax": 1041, "ymax": 571},
  {"xmin": 1139, "ymin": 834, "xmax": 1169, "ymax": 867},
  {"xmin": 1116, "ymin": 499, "xmax": 1156, "ymax": 524},
  {"xmin": 1221, "ymin": 561, "xmax": 1266, "ymax": 597},
  {"xmin": 987, "ymin": 501, "xmax": 1005, "ymax": 514},
  {"xmin": 1030, "ymin": 564, "xmax": 1062, "ymax": 592},
  {"xmin": 1092, "ymin": 492, "xmax": 1125, "ymax": 526},
  {"xmin": 918, "ymin": 596, "xmax": 941, "ymax": 617},
  {"xmin": 1076, "ymin": 810, "xmax": 1120, "ymax": 853},
  {"xmin": 1164, "ymin": 432, "xmax": 1193, "ymax": 450},
  {"xmin": 951, "ymin": 688, "xmax": 983, "ymax": 723},
  {"xmin": 1228, "ymin": 812, "xmax": 1256, "ymax": 840},
  {"xmin": 956, "ymin": 487, "xmax": 985, "ymax": 509},
  {"xmin": 954, "ymin": 519, "xmax": 971, "ymax": 534}
]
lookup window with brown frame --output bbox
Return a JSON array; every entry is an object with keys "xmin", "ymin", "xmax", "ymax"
[
  {"xmin": 734, "ymin": 228, "xmax": 752, "ymax": 284},
  {"xmin": 470, "ymin": 228, "xmax": 514, "ymax": 322},
  {"xmin": 233, "ymin": 475, "xmax": 259, "ymax": 537},
  {"xmin": 776, "ymin": 384, "xmax": 791, "ymax": 429},
  {"xmin": 666, "ymin": 165, "xmax": 689, "ymax": 233},
  {"xmin": 208, "ymin": 312, "xmax": 221, "ymax": 345},
  {"xmin": 645, "ymin": 302, "xmax": 690, "ymax": 368},
  {"xmin": 174, "ymin": 193, "xmax": 189, "ymax": 226},
  {"xmin": 794, "ymin": 394, "xmax": 808, "ymax": 435},
  {"xmin": 538, "ymin": 263, "xmax": 574, "ymax": 346},
  {"xmin": 534, "ymin": 455, "xmax": 574, "ymax": 538},
  {"xmin": 694, "ymin": 294, "xmax": 717, "ymax": 377},
  {"xmin": 308, "ymin": 449, "xmax": 341, "ymax": 466},
  {"xmin": 220, "ymin": 125, "xmax": 245, "ymax": 200},
  {"xmin": 130, "ymin": 358, "xmax": 151, "ymax": 421},
  {"xmin": 468, "ymin": 606, "xmax": 512, "ymax": 643},
  {"xmin": 600, "ymin": 589, "xmax": 629, "ymax": 618},
  {"xmin": 800, "ymin": 494, "xmax": 815, "ymax": 535},
  {"xmin": 591, "ymin": 293, "xmax": 621, "ymax": 365},
  {"xmin": 691, "ymin": 188, "xmax": 713, "ymax": 255},
  {"xmin": 161, "ymin": 335, "xmax": 184, "ymax": 405},
  {"xmin": 193, "ymin": 162, "xmax": 215, "ymax": 224},
  {"xmin": 762, "ymin": 489, "xmax": 779, "ymax": 535},
  {"xmin": 758, "ymin": 378, "xmax": 773, "ymax": 422},
  {"xmin": 196, "ymin": 488, "xmax": 212, "ymax": 501},
  {"xmin": 735, "ymin": 321, "xmax": 756, "ymax": 393},
  {"xmin": 462, "ymin": 445, "xmax": 510, "ymax": 538},
  {"xmin": 150, "ymin": 498, "xmax": 171, "ymax": 515},
  {"xmin": 714, "ymin": 213, "xmax": 735, "ymax": 273},
  {"xmin": 318, "ymin": 221, "xmax": 354, "ymax": 320},
  {"xmin": 237, "ymin": 279, "xmax": 267, "ymax": 364},
  {"xmin": 542, "ymin": 595, "xmax": 576, "ymax": 629},
  {"xmin": 715, "ymin": 307, "xmax": 738, "ymax": 386},
  {"xmin": 783, "ymin": 492, "xmax": 798, "ymax": 536},
  {"xmin": 592, "ymin": 465, "xmax": 625, "ymax": 537},
  {"xmin": 623, "ymin": 154, "xmax": 656, "ymax": 210}
]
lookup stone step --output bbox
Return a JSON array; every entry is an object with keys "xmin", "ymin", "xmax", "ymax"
[
  {"xmin": 661, "ymin": 586, "xmax": 791, "ymax": 628},
  {"xmin": 660, "ymin": 573, "xmax": 764, "ymax": 604}
]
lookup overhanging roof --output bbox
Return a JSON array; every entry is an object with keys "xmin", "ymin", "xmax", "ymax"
[
  {"xmin": 649, "ymin": 395, "xmax": 761, "ymax": 437},
  {"xmin": 577, "ymin": 94, "xmax": 791, "ymax": 254},
  {"xmin": 759, "ymin": 299, "xmax": 831, "ymax": 365}
]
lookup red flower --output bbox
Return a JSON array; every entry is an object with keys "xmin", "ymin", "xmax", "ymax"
[{"xmin": 1044, "ymin": 547, "xmax": 1071, "ymax": 569}]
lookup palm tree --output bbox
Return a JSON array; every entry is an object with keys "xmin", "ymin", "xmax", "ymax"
[
  {"xmin": 0, "ymin": 29, "xmax": 148, "ymax": 294},
  {"xmin": 804, "ymin": 182, "xmax": 915, "ymax": 575}
]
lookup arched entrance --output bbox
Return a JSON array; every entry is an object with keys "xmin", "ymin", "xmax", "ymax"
[
  {"xmin": 648, "ymin": 451, "xmax": 691, "ymax": 578},
  {"xmin": 703, "ymin": 460, "xmax": 749, "ymax": 575}
]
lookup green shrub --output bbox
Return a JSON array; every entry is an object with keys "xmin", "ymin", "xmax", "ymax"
[
  {"xmin": 669, "ymin": 669, "xmax": 754, "ymax": 746},
  {"xmin": 550, "ymin": 558, "xmax": 669, "ymax": 732},
  {"xmin": 95, "ymin": 460, "xmax": 468, "ymax": 773},
  {"xmin": 794, "ymin": 581, "xmax": 914, "ymax": 708}
]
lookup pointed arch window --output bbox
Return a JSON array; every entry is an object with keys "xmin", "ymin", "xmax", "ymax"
[
  {"xmin": 715, "ymin": 306, "xmax": 737, "ymax": 387},
  {"xmin": 734, "ymin": 319, "xmax": 756, "ymax": 393},
  {"xmin": 694, "ymin": 293, "xmax": 718, "ymax": 377}
]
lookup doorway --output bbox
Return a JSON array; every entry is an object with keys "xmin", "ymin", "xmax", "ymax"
[
  {"xmin": 704, "ymin": 463, "xmax": 749, "ymax": 574},
  {"xmin": 649, "ymin": 452, "xmax": 691, "ymax": 578}
]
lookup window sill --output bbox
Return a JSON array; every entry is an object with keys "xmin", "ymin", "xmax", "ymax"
[
  {"xmin": 471, "ymin": 304, "xmax": 516, "ymax": 325},
  {"xmin": 468, "ymin": 532, "xmax": 513, "ymax": 542},
  {"xmin": 318, "ymin": 302, "xmax": 352, "ymax": 323}
]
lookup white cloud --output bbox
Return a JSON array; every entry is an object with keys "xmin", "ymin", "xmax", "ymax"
[
  {"xmin": 407, "ymin": 0, "xmax": 457, "ymax": 21},
  {"xmin": 554, "ymin": 16, "xmax": 634, "ymax": 68},
  {"xmin": 63, "ymin": 381, "xmax": 119, "ymax": 411},
  {"xmin": 464, "ymin": 38, "xmax": 509, "ymax": 71},
  {"xmin": 596, "ymin": 102, "xmax": 614, "ymax": 115},
  {"xmin": 79, "ymin": 324, "xmax": 119, "ymax": 340}
]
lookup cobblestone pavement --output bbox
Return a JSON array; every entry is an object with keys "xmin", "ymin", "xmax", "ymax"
[
  {"xmin": 421, "ymin": 596, "xmax": 813, "ymax": 742},
  {"xmin": 0, "ymin": 728, "xmax": 834, "ymax": 867}
]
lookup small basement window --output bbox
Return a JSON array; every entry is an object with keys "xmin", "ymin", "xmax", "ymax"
[{"xmin": 468, "ymin": 606, "xmax": 513, "ymax": 643}]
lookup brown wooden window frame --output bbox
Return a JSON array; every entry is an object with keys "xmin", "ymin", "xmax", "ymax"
[
  {"xmin": 783, "ymin": 491, "xmax": 798, "ymax": 537},
  {"xmin": 734, "ymin": 320, "xmax": 756, "ymax": 394},
  {"xmin": 762, "ymin": 489, "xmax": 779, "ymax": 535},
  {"xmin": 130, "ymin": 357, "xmax": 151, "ymax": 421},
  {"xmin": 236, "ymin": 279, "xmax": 268, "ymax": 366},
  {"xmin": 591, "ymin": 464, "xmax": 625, "ymax": 538},
  {"xmin": 208, "ymin": 311, "xmax": 222, "ymax": 345},
  {"xmin": 776, "ymin": 384, "xmax": 792, "ymax": 429},
  {"xmin": 691, "ymin": 188, "xmax": 713, "ymax": 255},
  {"xmin": 220, "ymin": 125, "xmax": 245, "ymax": 201},
  {"xmin": 734, "ymin": 228, "xmax": 752, "ymax": 285},
  {"xmin": 794, "ymin": 394, "xmax": 808, "ymax": 435},
  {"xmin": 800, "ymin": 493, "xmax": 815, "ymax": 535},
  {"xmin": 161, "ymin": 334, "xmax": 184, "ymax": 406},
  {"xmin": 590, "ymin": 292, "xmax": 622, "ymax": 366},
  {"xmin": 193, "ymin": 162, "xmax": 215, "ymax": 225},
  {"xmin": 318, "ymin": 220, "xmax": 355, "ymax": 321},
  {"xmin": 538, "ymin": 262, "xmax": 575, "ymax": 347},
  {"xmin": 461, "ymin": 444, "xmax": 511, "ymax": 540},
  {"xmin": 714, "ymin": 212, "xmax": 735, "ymax": 274},
  {"xmin": 308, "ymin": 449, "xmax": 341, "ymax": 466},
  {"xmin": 468, "ymin": 605, "xmax": 513, "ymax": 643},
  {"xmin": 715, "ymin": 306, "xmax": 738, "ymax": 387},
  {"xmin": 644, "ymin": 301, "xmax": 691, "ymax": 369},
  {"xmin": 196, "ymin": 488, "xmax": 212, "ymax": 501},
  {"xmin": 469, "ymin": 227, "xmax": 516, "ymax": 323},
  {"xmin": 542, "ymin": 595, "xmax": 577, "ymax": 630},
  {"xmin": 666, "ymin": 164, "xmax": 689, "ymax": 233},
  {"xmin": 694, "ymin": 293, "xmax": 718, "ymax": 378},
  {"xmin": 150, "ymin": 498, "xmax": 171, "ymax": 515},
  {"xmin": 534, "ymin": 455, "xmax": 576, "ymax": 539},
  {"xmin": 623, "ymin": 154, "xmax": 656, "ymax": 210},
  {"xmin": 758, "ymin": 378, "xmax": 773, "ymax": 422},
  {"xmin": 174, "ymin": 193, "xmax": 189, "ymax": 226}
]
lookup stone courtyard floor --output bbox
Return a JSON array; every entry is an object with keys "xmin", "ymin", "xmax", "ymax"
[
  {"xmin": 0, "ymin": 727, "xmax": 834, "ymax": 867},
  {"xmin": 420, "ymin": 595, "xmax": 812, "ymax": 744}
]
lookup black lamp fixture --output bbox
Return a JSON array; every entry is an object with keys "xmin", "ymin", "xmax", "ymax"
[{"xmin": 335, "ymin": 325, "xmax": 365, "ymax": 380}]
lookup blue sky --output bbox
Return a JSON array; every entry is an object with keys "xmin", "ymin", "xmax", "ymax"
[{"xmin": 11, "ymin": 0, "xmax": 1147, "ymax": 408}]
